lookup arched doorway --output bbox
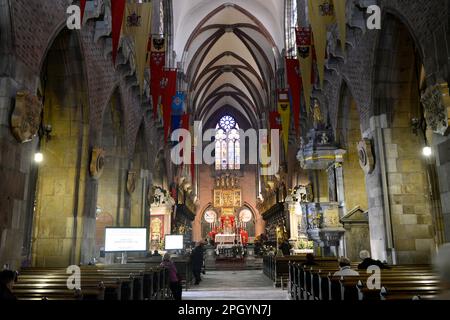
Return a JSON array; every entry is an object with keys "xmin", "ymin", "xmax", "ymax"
[
  {"xmin": 336, "ymin": 83, "xmax": 371, "ymax": 261},
  {"xmin": 95, "ymin": 89, "xmax": 127, "ymax": 256},
  {"xmin": 129, "ymin": 124, "xmax": 150, "ymax": 228},
  {"xmin": 31, "ymin": 29, "xmax": 89, "ymax": 267}
]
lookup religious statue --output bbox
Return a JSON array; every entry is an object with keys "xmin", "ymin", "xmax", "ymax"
[
  {"xmin": 313, "ymin": 100, "xmax": 324, "ymax": 129},
  {"xmin": 320, "ymin": 132, "xmax": 329, "ymax": 145}
]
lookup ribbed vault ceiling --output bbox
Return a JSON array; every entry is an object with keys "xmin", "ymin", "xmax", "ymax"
[{"xmin": 173, "ymin": 1, "xmax": 282, "ymax": 127}]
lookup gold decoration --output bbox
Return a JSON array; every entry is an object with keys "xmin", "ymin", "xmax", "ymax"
[
  {"xmin": 213, "ymin": 189, "xmax": 241, "ymax": 208},
  {"xmin": 89, "ymin": 148, "xmax": 105, "ymax": 179},
  {"xmin": 357, "ymin": 139, "xmax": 375, "ymax": 174},
  {"xmin": 323, "ymin": 207, "xmax": 340, "ymax": 227},
  {"xmin": 313, "ymin": 100, "xmax": 324, "ymax": 128},
  {"xmin": 11, "ymin": 91, "xmax": 43, "ymax": 143}
]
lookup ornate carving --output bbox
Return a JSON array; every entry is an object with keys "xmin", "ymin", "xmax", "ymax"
[
  {"xmin": 11, "ymin": 91, "xmax": 43, "ymax": 143},
  {"xmin": 357, "ymin": 139, "xmax": 375, "ymax": 174},
  {"xmin": 421, "ymin": 82, "xmax": 450, "ymax": 136},
  {"xmin": 89, "ymin": 148, "xmax": 105, "ymax": 179},
  {"xmin": 126, "ymin": 171, "xmax": 137, "ymax": 194}
]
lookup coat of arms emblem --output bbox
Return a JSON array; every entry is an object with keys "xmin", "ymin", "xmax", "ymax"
[
  {"xmin": 11, "ymin": 91, "xmax": 43, "ymax": 143},
  {"xmin": 298, "ymin": 46, "xmax": 310, "ymax": 59},
  {"xmin": 152, "ymin": 38, "xmax": 165, "ymax": 51},
  {"xmin": 319, "ymin": 1, "xmax": 334, "ymax": 16},
  {"xmin": 127, "ymin": 12, "xmax": 141, "ymax": 27}
]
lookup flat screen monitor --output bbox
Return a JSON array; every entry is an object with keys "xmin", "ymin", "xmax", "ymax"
[
  {"xmin": 104, "ymin": 228, "xmax": 148, "ymax": 252},
  {"xmin": 165, "ymin": 235, "xmax": 184, "ymax": 250}
]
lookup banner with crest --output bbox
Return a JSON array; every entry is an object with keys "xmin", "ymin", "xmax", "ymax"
[
  {"xmin": 285, "ymin": 57, "xmax": 303, "ymax": 135},
  {"xmin": 308, "ymin": 0, "xmax": 335, "ymax": 88},
  {"xmin": 150, "ymin": 38, "xmax": 166, "ymax": 119},
  {"xmin": 122, "ymin": 2, "xmax": 152, "ymax": 93},
  {"xmin": 161, "ymin": 69, "xmax": 177, "ymax": 141},
  {"xmin": 277, "ymin": 90, "xmax": 291, "ymax": 156},
  {"xmin": 306, "ymin": 0, "xmax": 346, "ymax": 86},
  {"xmin": 296, "ymin": 26, "xmax": 313, "ymax": 113}
]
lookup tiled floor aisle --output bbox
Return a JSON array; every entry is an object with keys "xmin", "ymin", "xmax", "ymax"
[{"xmin": 182, "ymin": 270, "xmax": 289, "ymax": 300}]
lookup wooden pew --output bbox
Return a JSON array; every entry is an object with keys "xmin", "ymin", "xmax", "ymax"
[
  {"xmin": 292, "ymin": 261, "xmax": 440, "ymax": 302},
  {"xmin": 17, "ymin": 264, "xmax": 169, "ymax": 301}
]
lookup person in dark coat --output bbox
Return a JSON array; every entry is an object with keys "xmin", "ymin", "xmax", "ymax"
[
  {"xmin": 357, "ymin": 250, "xmax": 391, "ymax": 270},
  {"xmin": 0, "ymin": 270, "xmax": 17, "ymax": 301},
  {"xmin": 301, "ymin": 253, "xmax": 318, "ymax": 267},
  {"xmin": 279, "ymin": 240, "xmax": 292, "ymax": 256},
  {"xmin": 191, "ymin": 241, "xmax": 205, "ymax": 285}
]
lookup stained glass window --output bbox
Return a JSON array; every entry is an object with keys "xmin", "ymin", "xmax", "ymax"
[{"xmin": 215, "ymin": 116, "xmax": 241, "ymax": 170}]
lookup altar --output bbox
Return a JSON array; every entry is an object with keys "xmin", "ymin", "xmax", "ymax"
[{"xmin": 215, "ymin": 233, "xmax": 242, "ymax": 249}]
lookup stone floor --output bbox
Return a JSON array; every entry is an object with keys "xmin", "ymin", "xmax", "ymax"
[{"xmin": 183, "ymin": 270, "xmax": 290, "ymax": 300}]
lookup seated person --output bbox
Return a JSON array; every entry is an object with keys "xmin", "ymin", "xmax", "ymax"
[
  {"xmin": 279, "ymin": 240, "xmax": 292, "ymax": 256},
  {"xmin": 0, "ymin": 270, "xmax": 17, "ymax": 301},
  {"xmin": 433, "ymin": 243, "xmax": 450, "ymax": 300},
  {"xmin": 152, "ymin": 250, "xmax": 162, "ymax": 257},
  {"xmin": 333, "ymin": 257, "xmax": 360, "ymax": 276},
  {"xmin": 357, "ymin": 250, "xmax": 390, "ymax": 270},
  {"xmin": 160, "ymin": 253, "xmax": 182, "ymax": 300},
  {"xmin": 301, "ymin": 253, "xmax": 318, "ymax": 267}
]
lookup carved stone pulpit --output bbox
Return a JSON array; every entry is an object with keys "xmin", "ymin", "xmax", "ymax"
[{"xmin": 296, "ymin": 121, "xmax": 346, "ymax": 257}]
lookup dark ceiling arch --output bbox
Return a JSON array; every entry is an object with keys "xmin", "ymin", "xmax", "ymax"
[
  {"xmin": 183, "ymin": 3, "xmax": 278, "ymax": 128},
  {"xmin": 183, "ymin": 3, "xmax": 277, "ymax": 54},
  {"xmin": 194, "ymin": 68, "xmax": 265, "ymax": 110},
  {"xmin": 192, "ymin": 51, "xmax": 266, "ymax": 90}
]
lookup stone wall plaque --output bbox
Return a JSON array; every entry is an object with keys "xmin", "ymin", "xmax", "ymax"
[
  {"xmin": 11, "ymin": 91, "xmax": 43, "ymax": 143},
  {"xmin": 358, "ymin": 139, "xmax": 375, "ymax": 174},
  {"xmin": 421, "ymin": 82, "xmax": 450, "ymax": 136},
  {"xmin": 89, "ymin": 148, "xmax": 105, "ymax": 179},
  {"xmin": 127, "ymin": 171, "xmax": 137, "ymax": 194}
]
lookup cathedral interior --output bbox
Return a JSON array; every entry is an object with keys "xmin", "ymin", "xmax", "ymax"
[{"xmin": 0, "ymin": 0, "xmax": 450, "ymax": 302}]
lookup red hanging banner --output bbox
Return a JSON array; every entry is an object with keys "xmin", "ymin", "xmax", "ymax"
[
  {"xmin": 161, "ymin": 69, "xmax": 177, "ymax": 141},
  {"xmin": 285, "ymin": 57, "xmax": 303, "ymax": 135},
  {"xmin": 111, "ymin": 0, "xmax": 126, "ymax": 64},
  {"xmin": 150, "ymin": 38, "xmax": 166, "ymax": 119},
  {"xmin": 80, "ymin": 0, "xmax": 87, "ymax": 24},
  {"xmin": 269, "ymin": 111, "xmax": 282, "ymax": 130}
]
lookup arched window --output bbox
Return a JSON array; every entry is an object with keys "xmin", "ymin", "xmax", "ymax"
[
  {"xmin": 215, "ymin": 115, "xmax": 240, "ymax": 170},
  {"xmin": 285, "ymin": 0, "xmax": 298, "ymax": 58}
]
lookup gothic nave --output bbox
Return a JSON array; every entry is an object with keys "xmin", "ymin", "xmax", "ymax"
[{"xmin": 0, "ymin": 0, "xmax": 450, "ymax": 304}]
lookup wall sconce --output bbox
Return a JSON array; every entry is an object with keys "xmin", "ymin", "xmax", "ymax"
[
  {"xmin": 34, "ymin": 152, "xmax": 44, "ymax": 163},
  {"xmin": 39, "ymin": 124, "xmax": 52, "ymax": 141},
  {"xmin": 96, "ymin": 206, "xmax": 102, "ymax": 219},
  {"xmin": 422, "ymin": 146, "xmax": 432, "ymax": 157}
]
